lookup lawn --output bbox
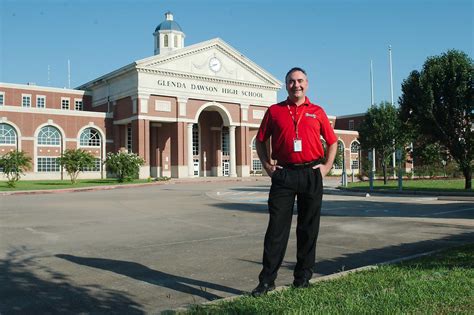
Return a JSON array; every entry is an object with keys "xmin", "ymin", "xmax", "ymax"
[
  {"xmin": 0, "ymin": 178, "xmax": 153, "ymax": 191},
  {"xmin": 346, "ymin": 178, "xmax": 470, "ymax": 192},
  {"xmin": 188, "ymin": 244, "xmax": 474, "ymax": 314}
]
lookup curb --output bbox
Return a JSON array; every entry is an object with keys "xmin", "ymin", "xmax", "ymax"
[
  {"xmin": 0, "ymin": 177, "xmax": 270, "ymax": 196},
  {"xmin": 165, "ymin": 248, "xmax": 447, "ymax": 314}
]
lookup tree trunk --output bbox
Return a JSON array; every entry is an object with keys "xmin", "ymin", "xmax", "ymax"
[
  {"xmin": 383, "ymin": 162, "xmax": 387, "ymax": 185},
  {"xmin": 463, "ymin": 166, "xmax": 472, "ymax": 190}
]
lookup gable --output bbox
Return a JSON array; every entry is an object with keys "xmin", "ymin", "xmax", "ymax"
[{"xmin": 135, "ymin": 38, "xmax": 281, "ymax": 89}]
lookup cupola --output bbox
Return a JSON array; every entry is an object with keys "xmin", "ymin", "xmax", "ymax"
[{"xmin": 153, "ymin": 12, "xmax": 185, "ymax": 55}]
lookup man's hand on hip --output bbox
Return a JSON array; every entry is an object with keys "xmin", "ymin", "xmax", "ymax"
[
  {"xmin": 264, "ymin": 163, "xmax": 283, "ymax": 177},
  {"xmin": 312, "ymin": 163, "xmax": 331, "ymax": 177}
]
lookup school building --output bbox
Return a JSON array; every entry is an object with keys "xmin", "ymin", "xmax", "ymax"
[{"xmin": 0, "ymin": 12, "xmax": 363, "ymax": 180}]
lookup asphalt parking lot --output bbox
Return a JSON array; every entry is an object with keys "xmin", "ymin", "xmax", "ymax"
[{"xmin": 1, "ymin": 180, "xmax": 473, "ymax": 314}]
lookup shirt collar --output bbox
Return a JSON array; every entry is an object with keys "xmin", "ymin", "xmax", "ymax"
[{"xmin": 286, "ymin": 96, "xmax": 311, "ymax": 107}]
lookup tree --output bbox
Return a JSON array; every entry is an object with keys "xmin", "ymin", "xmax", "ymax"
[
  {"xmin": 57, "ymin": 149, "xmax": 96, "ymax": 184},
  {"xmin": 104, "ymin": 150, "xmax": 144, "ymax": 182},
  {"xmin": 399, "ymin": 50, "xmax": 473, "ymax": 189},
  {"xmin": 357, "ymin": 101, "xmax": 408, "ymax": 184},
  {"xmin": 0, "ymin": 150, "xmax": 32, "ymax": 187}
]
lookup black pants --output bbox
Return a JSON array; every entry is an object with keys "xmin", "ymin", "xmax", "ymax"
[{"xmin": 258, "ymin": 166, "xmax": 323, "ymax": 284}]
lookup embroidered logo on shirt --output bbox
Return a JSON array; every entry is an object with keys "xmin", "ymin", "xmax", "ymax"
[{"xmin": 305, "ymin": 113, "xmax": 316, "ymax": 118}]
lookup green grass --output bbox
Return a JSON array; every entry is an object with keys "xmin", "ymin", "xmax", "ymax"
[
  {"xmin": 0, "ymin": 178, "xmax": 152, "ymax": 191},
  {"xmin": 346, "ymin": 179, "xmax": 471, "ymax": 192},
  {"xmin": 188, "ymin": 244, "xmax": 474, "ymax": 314}
]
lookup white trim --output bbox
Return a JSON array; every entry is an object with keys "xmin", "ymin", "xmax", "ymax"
[
  {"xmin": 0, "ymin": 105, "xmax": 111, "ymax": 118},
  {"xmin": 240, "ymin": 122, "xmax": 260, "ymax": 128},
  {"xmin": 0, "ymin": 82, "xmax": 88, "ymax": 95},
  {"xmin": 333, "ymin": 129, "xmax": 359, "ymax": 135}
]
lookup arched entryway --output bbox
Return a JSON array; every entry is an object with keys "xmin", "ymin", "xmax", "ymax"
[{"xmin": 189, "ymin": 102, "xmax": 236, "ymax": 177}]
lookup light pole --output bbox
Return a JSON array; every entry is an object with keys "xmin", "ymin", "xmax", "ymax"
[
  {"xmin": 342, "ymin": 149, "xmax": 347, "ymax": 187},
  {"xmin": 369, "ymin": 149, "xmax": 374, "ymax": 191}
]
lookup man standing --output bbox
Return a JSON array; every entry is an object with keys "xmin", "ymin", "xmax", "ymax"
[{"xmin": 252, "ymin": 67, "xmax": 337, "ymax": 297}]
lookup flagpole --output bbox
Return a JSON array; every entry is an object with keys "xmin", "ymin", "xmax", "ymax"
[
  {"xmin": 370, "ymin": 60, "xmax": 375, "ymax": 105},
  {"xmin": 389, "ymin": 45, "xmax": 396, "ymax": 177}
]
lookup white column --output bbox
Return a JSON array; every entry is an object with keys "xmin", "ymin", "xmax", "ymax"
[
  {"xmin": 229, "ymin": 125, "xmax": 237, "ymax": 177},
  {"xmin": 187, "ymin": 123, "xmax": 194, "ymax": 177}
]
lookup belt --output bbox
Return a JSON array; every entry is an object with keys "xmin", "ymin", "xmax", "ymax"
[{"xmin": 279, "ymin": 159, "xmax": 323, "ymax": 169}]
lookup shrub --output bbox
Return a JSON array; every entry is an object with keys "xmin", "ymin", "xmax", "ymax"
[
  {"xmin": 0, "ymin": 150, "xmax": 32, "ymax": 187},
  {"xmin": 57, "ymin": 149, "xmax": 96, "ymax": 184},
  {"xmin": 104, "ymin": 150, "xmax": 144, "ymax": 182}
]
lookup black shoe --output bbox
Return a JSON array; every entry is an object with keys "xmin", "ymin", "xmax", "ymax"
[
  {"xmin": 251, "ymin": 282, "xmax": 276, "ymax": 297},
  {"xmin": 293, "ymin": 278, "xmax": 310, "ymax": 288}
]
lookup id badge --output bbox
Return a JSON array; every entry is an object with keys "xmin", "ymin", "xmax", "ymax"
[{"xmin": 293, "ymin": 139, "xmax": 302, "ymax": 152}]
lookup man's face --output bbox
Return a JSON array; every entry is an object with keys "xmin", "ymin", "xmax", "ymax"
[{"xmin": 286, "ymin": 70, "xmax": 308, "ymax": 100}]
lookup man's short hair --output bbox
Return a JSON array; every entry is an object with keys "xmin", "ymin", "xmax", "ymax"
[{"xmin": 285, "ymin": 67, "xmax": 307, "ymax": 83}]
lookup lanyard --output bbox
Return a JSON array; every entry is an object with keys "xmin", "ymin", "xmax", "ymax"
[{"xmin": 287, "ymin": 104, "xmax": 306, "ymax": 138}]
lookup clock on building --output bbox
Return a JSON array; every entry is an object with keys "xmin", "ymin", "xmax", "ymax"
[{"xmin": 209, "ymin": 57, "xmax": 222, "ymax": 72}]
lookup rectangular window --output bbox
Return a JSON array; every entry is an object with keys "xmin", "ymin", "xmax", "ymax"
[
  {"xmin": 37, "ymin": 157, "xmax": 60, "ymax": 172},
  {"xmin": 349, "ymin": 120, "xmax": 354, "ymax": 130},
  {"xmin": 82, "ymin": 158, "xmax": 101, "ymax": 172},
  {"xmin": 222, "ymin": 128, "xmax": 229, "ymax": 156},
  {"xmin": 75, "ymin": 99, "xmax": 83, "ymax": 111},
  {"xmin": 22, "ymin": 94, "xmax": 31, "ymax": 107},
  {"xmin": 351, "ymin": 160, "xmax": 359, "ymax": 169},
  {"xmin": 36, "ymin": 95, "xmax": 46, "ymax": 108},
  {"xmin": 0, "ymin": 92, "xmax": 4, "ymax": 106},
  {"xmin": 126, "ymin": 125, "xmax": 132, "ymax": 153},
  {"xmin": 192, "ymin": 124, "xmax": 199, "ymax": 156},
  {"xmin": 61, "ymin": 98, "xmax": 70, "ymax": 110},
  {"xmin": 252, "ymin": 159, "xmax": 262, "ymax": 171}
]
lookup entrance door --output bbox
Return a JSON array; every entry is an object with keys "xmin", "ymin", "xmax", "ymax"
[
  {"xmin": 222, "ymin": 161, "xmax": 229, "ymax": 176},
  {"xmin": 193, "ymin": 159, "xmax": 200, "ymax": 176}
]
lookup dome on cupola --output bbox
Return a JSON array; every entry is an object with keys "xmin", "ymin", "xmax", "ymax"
[
  {"xmin": 153, "ymin": 12, "xmax": 186, "ymax": 55},
  {"xmin": 155, "ymin": 11, "xmax": 183, "ymax": 32}
]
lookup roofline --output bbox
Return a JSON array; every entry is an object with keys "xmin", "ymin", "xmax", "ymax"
[
  {"xmin": 76, "ymin": 62, "xmax": 137, "ymax": 90},
  {"xmin": 336, "ymin": 112, "xmax": 366, "ymax": 119},
  {"xmin": 0, "ymin": 82, "xmax": 90, "ymax": 95}
]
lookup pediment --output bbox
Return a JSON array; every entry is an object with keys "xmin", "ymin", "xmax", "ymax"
[{"xmin": 135, "ymin": 38, "xmax": 281, "ymax": 89}]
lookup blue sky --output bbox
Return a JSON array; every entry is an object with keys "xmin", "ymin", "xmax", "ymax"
[{"xmin": 1, "ymin": 0, "xmax": 472, "ymax": 116}]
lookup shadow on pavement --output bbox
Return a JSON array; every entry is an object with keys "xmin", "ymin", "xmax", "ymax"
[
  {"xmin": 238, "ymin": 231, "xmax": 474, "ymax": 279},
  {"xmin": 210, "ymin": 198, "xmax": 474, "ymax": 220},
  {"xmin": 0, "ymin": 247, "xmax": 144, "ymax": 314},
  {"xmin": 56, "ymin": 254, "xmax": 242, "ymax": 300}
]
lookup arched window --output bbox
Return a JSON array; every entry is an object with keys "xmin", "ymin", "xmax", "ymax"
[
  {"xmin": 337, "ymin": 140, "xmax": 345, "ymax": 152},
  {"xmin": 38, "ymin": 126, "xmax": 61, "ymax": 145},
  {"xmin": 164, "ymin": 34, "xmax": 169, "ymax": 47},
  {"xmin": 0, "ymin": 123, "xmax": 17, "ymax": 145},
  {"xmin": 174, "ymin": 35, "xmax": 178, "ymax": 48},
  {"xmin": 252, "ymin": 137, "xmax": 257, "ymax": 150},
  {"xmin": 351, "ymin": 141, "xmax": 360, "ymax": 153},
  {"xmin": 80, "ymin": 128, "xmax": 101, "ymax": 146}
]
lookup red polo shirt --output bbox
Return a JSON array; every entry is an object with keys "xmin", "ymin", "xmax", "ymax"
[{"xmin": 256, "ymin": 97, "xmax": 337, "ymax": 164}]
